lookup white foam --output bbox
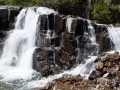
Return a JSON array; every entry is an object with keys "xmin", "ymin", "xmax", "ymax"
[
  {"xmin": 0, "ymin": 7, "xmax": 58, "ymax": 81},
  {"xmin": 108, "ymin": 25, "xmax": 120, "ymax": 50}
]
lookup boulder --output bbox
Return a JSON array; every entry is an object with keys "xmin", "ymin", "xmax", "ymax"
[
  {"xmin": 89, "ymin": 70, "xmax": 102, "ymax": 80},
  {"xmin": 112, "ymin": 79, "xmax": 120, "ymax": 87},
  {"xmin": 95, "ymin": 62, "xmax": 104, "ymax": 70},
  {"xmin": 96, "ymin": 78, "xmax": 110, "ymax": 85}
]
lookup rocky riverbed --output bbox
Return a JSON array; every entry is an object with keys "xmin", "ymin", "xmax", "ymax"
[{"xmin": 32, "ymin": 51, "xmax": 120, "ymax": 90}]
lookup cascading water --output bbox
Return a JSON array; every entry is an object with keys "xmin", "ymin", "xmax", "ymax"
[
  {"xmin": 0, "ymin": 6, "xmax": 99, "ymax": 90},
  {"xmin": 108, "ymin": 25, "xmax": 120, "ymax": 51},
  {"xmin": 75, "ymin": 20, "xmax": 98, "ymax": 78},
  {"xmin": 86, "ymin": 20, "xmax": 99, "ymax": 55},
  {"xmin": 0, "ymin": 7, "xmax": 58, "ymax": 89},
  {"xmin": 75, "ymin": 20, "xmax": 98, "ymax": 64}
]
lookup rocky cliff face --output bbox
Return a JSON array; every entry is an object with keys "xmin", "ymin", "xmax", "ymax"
[
  {"xmin": 33, "ymin": 14, "xmax": 114, "ymax": 77},
  {"xmin": 0, "ymin": 6, "xmax": 21, "ymax": 30},
  {"xmin": 0, "ymin": 6, "xmax": 115, "ymax": 78},
  {"xmin": 0, "ymin": 6, "xmax": 21, "ymax": 56}
]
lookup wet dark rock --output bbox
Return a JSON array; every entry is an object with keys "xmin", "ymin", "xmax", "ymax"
[
  {"xmin": 62, "ymin": 33, "xmax": 76, "ymax": 55},
  {"xmin": 92, "ymin": 23, "xmax": 113, "ymax": 52},
  {"xmin": 65, "ymin": 17, "xmax": 88, "ymax": 36},
  {"xmin": 0, "ymin": 9, "xmax": 8, "ymax": 30},
  {"xmin": 75, "ymin": 19, "xmax": 88, "ymax": 36},
  {"xmin": 95, "ymin": 62, "xmax": 104, "ymax": 70},
  {"xmin": 0, "ymin": 6, "xmax": 21, "ymax": 30},
  {"xmin": 0, "ymin": 30, "xmax": 8, "ymax": 56},
  {"xmin": 65, "ymin": 17, "xmax": 77, "ymax": 34},
  {"xmin": 8, "ymin": 9, "xmax": 20, "ymax": 29},
  {"xmin": 89, "ymin": 70, "xmax": 102, "ymax": 80},
  {"xmin": 112, "ymin": 79, "xmax": 120, "ymax": 87},
  {"xmin": 48, "ymin": 14, "xmax": 54, "ymax": 30},
  {"xmin": 54, "ymin": 15, "xmax": 64, "ymax": 35},
  {"xmin": 33, "ymin": 47, "xmax": 60, "ymax": 77}
]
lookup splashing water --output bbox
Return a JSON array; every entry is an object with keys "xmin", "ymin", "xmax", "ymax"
[
  {"xmin": 0, "ymin": 7, "xmax": 100, "ymax": 90},
  {"xmin": 21, "ymin": 56, "xmax": 97, "ymax": 89},
  {"xmin": 87, "ymin": 20, "xmax": 99, "ymax": 55},
  {"xmin": 0, "ymin": 7, "xmax": 58, "ymax": 89},
  {"xmin": 108, "ymin": 25, "xmax": 120, "ymax": 51}
]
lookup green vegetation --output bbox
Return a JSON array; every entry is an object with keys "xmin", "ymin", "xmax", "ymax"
[
  {"xmin": 91, "ymin": 0, "xmax": 111, "ymax": 23},
  {"xmin": 0, "ymin": 0, "xmax": 74, "ymax": 6},
  {"xmin": 0, "ymin": 0, "xmax": 120, "ymax": 23},
  {"xmin": 91, "ymin": 0, "xmax": 120, "ymax": 23}
]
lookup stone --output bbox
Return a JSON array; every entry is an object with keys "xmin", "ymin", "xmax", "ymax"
[
  {"xmin": 62, "ymin": 33, "xmax": 76, "ymax": 55},
  {"xmin": 114, "ymin": 65, "xmax": 120, "ymax": 71},
  {"xmin": 102, "ymin": 67, "xmax": 108, "ymax": 73},
  {"xmin": 8, "ymin": 9, "xmax": 20, "ymax": 29},
  {"xmin": 66, "ymin": 17, "xmax": 76, "ymax": 34},
  {"xmin": 0, "ymin": 8, "xmax": 8, "ymax": 29},
  {"xmin": 54, "ymin": 15, "xmax": 64, "ymax": 35},
  {"xmin": 75, "ymin": 18, "xmax": 88, "ymax": 35},
  {"xmin": 89, "ymin": 70, "xmax": 102, "ymax": 80},
  {"xmin": 0, "ymin": 6, "xmax": 21, "ymax": 30},
  {"xmin": 103, "ymin": 73, "xmax": 110, "ymax": 78},
  {"xmin": 96, "ymin": 78, "xmax": 110, "ymax": 85},
  {"xmin": 93, "ymin": 23, "xmax": 112, "ymax": 53},
  {"xmin": 38, "ymin": 15, "xmax": 48, "ymax": 31},
  {"xmin": 95, "ymin": 62, "xmax": 104, "ymax": 70},
  {"xmin": 112, "ymin": 79, "xmax": 120, "ymax": 87},
  {"xmin": 105, "ymin": 61, "xmax": 112, "ymax": 68},
  {"xmin": 48, "ymin": 14, "xmax": 54, "ymax": 30},
  {"xmin": 117, "ymin": 73, "xmax": 120, "ymax": 80}
]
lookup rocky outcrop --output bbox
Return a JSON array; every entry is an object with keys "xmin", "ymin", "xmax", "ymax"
[
  {"xmin": 0, "ymin": 6, "xmax": 21, "ymax": 30},
  {"xmin": 33, "ymin": 14, "xmax": 114, "ymax": 77},
  {"xmin": 0, "ymin": 6, "xmax": 114, "ymax": 77},
  {"xmin": 92, "ymin": 23, "xmax": 113, "ymax": 52}
]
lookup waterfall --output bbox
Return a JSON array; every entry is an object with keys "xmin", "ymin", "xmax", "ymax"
[
  {"xmin": 23, "ymin": 56, "xmax": 97, "ymax": 89},
  {"xmin": 0, "ymin": 7, "xmax": 58, "ymax": 81},
  {"xmin": 87, "ymin": 20, "xmax": 99, "ymax": 55},
  {"xmin": 108, "ymin": 25, "xmax": 120, "ymax": 51},
  {"xmin": 0, "ymin": 6, "xmax": 100, "ymax": 90}
]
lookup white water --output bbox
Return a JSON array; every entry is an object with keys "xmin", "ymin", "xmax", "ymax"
[
  {"xmin": 21, "ymin": 56, "xmax": 97, "ymax": 89},
  {"xmin": 108, "ymin": 25, "xmax": 120, "ymax": 51},
  {"xmin": 23, "ymin": 20, "xmax": 98, "ymax": 89},
  {"xmin": 0, "ymin": 7, "xmax": 100, "ymax": 90},
  {"xmin": 85, "ymin": 20, "xmax": 99, "ymax": 55},
  {"xmin": 0, "ymin": 7, "xmax": 58, "ymax": 81}
]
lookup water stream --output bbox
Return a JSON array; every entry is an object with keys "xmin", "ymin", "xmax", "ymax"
[
  {"xmin": 0, "ymin": 7, "xmax": 58, "ymax": 90},
  {"xmin": 0, "ymin": 6, "xmax": 119, "ymax": 90}
]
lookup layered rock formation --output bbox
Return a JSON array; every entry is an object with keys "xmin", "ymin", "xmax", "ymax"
[
  {"xmin": 33, "ymin": 14, "xmax": 114, "ymax": 77},
  {"xmin": 0, "ymin": 6, "xmax": 115, "ymax": 78}
]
